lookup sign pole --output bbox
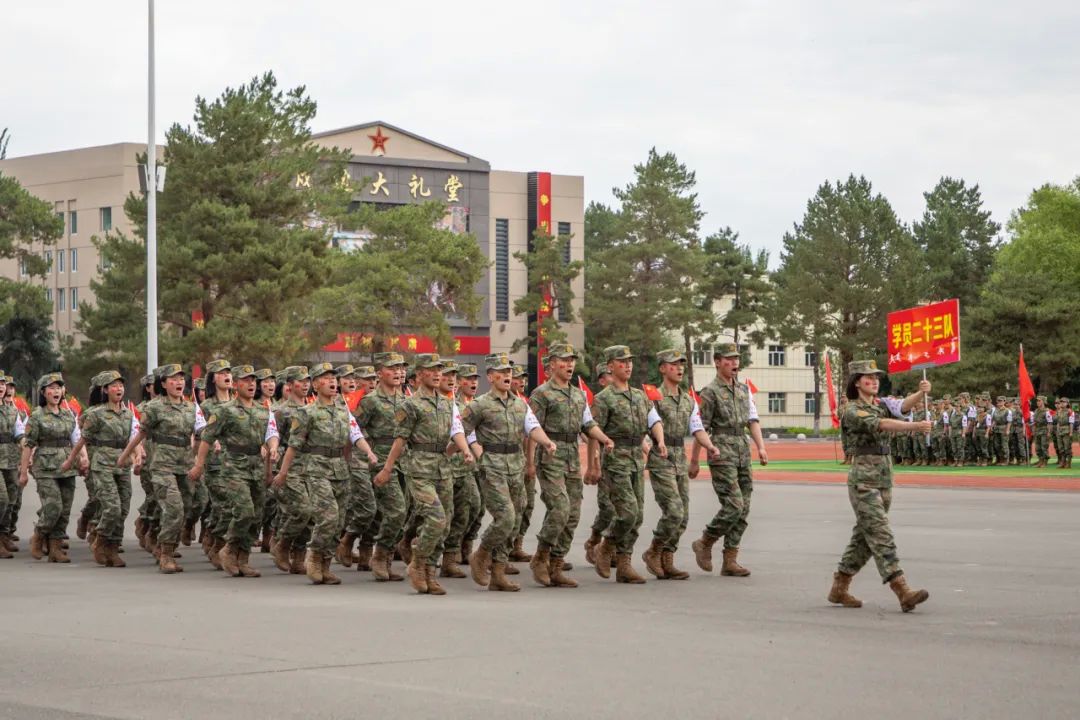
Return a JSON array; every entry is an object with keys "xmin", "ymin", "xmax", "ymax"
[{"xmin": 923, "ymin": 368, "xmax": 931, "ymax": 447}]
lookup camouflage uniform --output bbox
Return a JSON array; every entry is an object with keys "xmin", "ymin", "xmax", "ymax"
[
  {"xmin": 139, "ymin": 370, "xmax": 196, "ymax": 547},
  {"xmin": 24, "ymin": 380, "xmax": 79, "ymax": 541},
  {"xmin": 356, "ymin": 357, "xmax": 409, "ymax": 555},
  {"xmin": 513, "ymin": 363, "xmax": 536, "ymax": 548},
  {"xmin": 445, "ymin": 365, "xmax": 483, "ymax": 557},
  {"xmin": 198, "ymin": 359, "xmax": 233, "ymax": 542},
  {"xmin": 272, "ymin": 369, "xmax": 315, "ymax": 551},
  {"xmin": 1053, "ymin": 398, "xmax": 1073, "ymax": 465},
  {"xmin": 342, "ymin": 366, "xmax": 377, "ymax": 545},
  {"xmin": 80, "ymin": 377, "xmax": 134, "ymax": 545},
  {"xmin": 991, "ymin": 398, "xmax": 1011, "ymax": 465},
  {"xmin": 135, "ymin": 375, "xmax": 159, "ymax": 532},
  {"xmin": 588, "ymin": 362, "xmax": 615, "ymax": 544},
  {"xmin": 1032, "ymin": 397, "xmax": 1052, "ymax": 464},
  {"xmin": 645, "ymin": 365, "xmax": 694, "ymax": 554},
  {"xmin": 0, "ymin": 389, "xmax": 20, "ymax": 540}
]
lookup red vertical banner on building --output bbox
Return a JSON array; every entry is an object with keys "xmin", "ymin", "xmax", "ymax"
[{"xmin": 535, "ymin": 171, "xmax": 553, "ymax": 385}]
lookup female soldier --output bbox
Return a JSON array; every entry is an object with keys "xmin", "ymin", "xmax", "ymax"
[
  {"xmin": 19, "ymin": 373, "xmax": 85, "ymax": 563},
  {"xmin": 254, "ymin": 368, "xmax": 277, "ymax": 553},
  {"xmin": 62, "ymin": 371, "xmax": 135, "ymax": 567},
  {"xmin": 0, "ymin": 374, "xmax": 20, "ymax": 557},
  {"xmin": 828, "ymin": 360, "xmax": 931, "ymax": 612},
  {"xmin": 133, "ymin": 373, "xmax": 157, "ymax": 552},
  {"xmin": 198, "ymin": 360, "xmax": 233, "ymax": 567},
  {"xmin": 118, "ymin": 365, "xmax": 196, "ymax": 574}
]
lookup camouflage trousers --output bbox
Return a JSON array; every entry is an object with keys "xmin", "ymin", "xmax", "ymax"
[
  {"xmin": 34, "ymin": 475, "xmax": 77, "ymax": 540},
  {"xmin": 703, "ymin": 463, "xmax": 753, "ymax": 550},
  {"xmin": 372, "ymin": 464, "xmax": 408, "ymax": 552},
  {"xmin": 516, "ymin": 469, "xmax": 537, "ymax": 542},
  {"xmin": 220, "ymin": 465, "xmax": 266, "ymax": 549},
  {"xmin": 479, "ymin": 467, "xmax": 525, "ymax": 564},
  {"xmin": 445, "ymin": 469, "xmax": 481, "ymax": 552},
  {"xmin": 601, "ymin": 460, "xmax": 645, "ymax": 556},
  {"xmin": 1053, "ymin": 433, "xmax": 1072, "ymax": 461},
  {"xmin": 407, "ymin": 474, "xmax": 453, "ymax": 566},
  {"xmin": 971, "ymin": 432, "xmax": 989, "ymax": 462},
  {"xmin": 90, "ymin": 468, "xmax": 131, "ymax": 543},
  {"xmin": 345, "ymin": 462, "xmax": 377, "ymax": 538},
  {"xmin": 930, "ymin": 434, "xmax": 947, "ymax": 462},
  {"xmin": 590, "ymin": 481, "xmax": 614, "ymax": 538},
  {"xmin": 305, "ymin": 475, "xmax": 344, "ymax": 556},
  {"xmin": 1034, "ymin": 432, "xmax": 1051, "ymax": 461},
  {"xmin": 275, "ymin": 473, "xmax": 315, "ymax": 550},
  {"xmin": 203, "ymin": 463, "xmax": 228, "ymax": 537},
  {"xmin": 149, "ymin": 471, "xmax": 193, "ymax": 546},
  {"xmin": 137, "ymin": 470, "xmax": 158, "ymax": 525},
  {"xmin": 79, "ymin": 471, "xmax": 99, "ymax": 528},
  {"xmin": 0, "ymin": 467, "xmax": 17, "ymax": 533},
  {"xmin": 991, "ymin": 432, "xmax": 1009, "ymax": 463},
  {"xmin": 188, "ymin": 479, "xmax": 209, "ymax": 532},
  {"xmin": 464, "ymin": 473, "xmax": 486, "ymax": 544},
  {"xmin": 647, "ymin": 463, "xmax": 690, "ymax": 552},
  {"xmin": 261, "ymin": 491, "xmax": 277, "ymax": 535},
  {"xmin": 839, "ymin": 478, "xmax": 901, "ymax": 583},
  {"xmin": 536, "ymin": 457, "xmax": 585, "ymax": 559}
]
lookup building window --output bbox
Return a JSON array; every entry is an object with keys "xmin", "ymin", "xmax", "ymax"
[
  {"xmin": 57, "ymin": 250, "xmax": 64, "ymax": 273},
  {"xmin": 691, "ymin": 341, "xmax": 709, "ymax": 367},
  {"xmin": 557, "ymin": 221, "xmax": 572, "ymax": 321},
  {"xmin": 71, "ymin": 287, "xmax": 78, "ymax": 311},
  {"xmin": 100, "ymin": 207, "xmax": 112, "ymax": 232},
  {"xmin": 45, "ymin": 288, "xmax": 52, "ymax": 303},
  {"xmin": 805, "ymin": 393, "xmax": 817, "ymax": 415},
  {"xmin": 768, "ymin": 392, "xmax": 786, "ymax": 414},
  {"xmin": 70, "ymin": 249, "xmax": 77, "ymax": 272},
  {"xmin": 56, "ymin": 211, "xmax": 64, "ymax": 232},
  {"xmin": 19, "ymin": 257, "xmax": 27, "ymax": 277},
  {"xmin": 804, "ymin": 350, "xmax": 818, "ymax": 367},
  {"xmin": 495, "ymin": 218, "xmax": 509, "ymax": 322},
  {"xmin": 70, "ymin": 211, "xmax": 78, "ymax": 235},
  {"xmin": 768, "ymin": 344, "xmax": 786, "ymax": 366},
  {"xmin": 44, "ymin": 250, "xmax": 52, "ymax": 270},
  {"xmin": 57, "ymin": 288, "xmax": 65, "ymax": 311},
  {"xmin": 100, "ymin": 254, "xmax": 112, "ymax": 271}
]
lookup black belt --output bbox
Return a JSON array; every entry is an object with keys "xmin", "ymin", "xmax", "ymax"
[
  {"xmin": 302, "ymin": 445, "xmax": 344, "ymax": 458},
  {"xmin": 853, "ymin": 445, "xmax": 890, "ymax": 456},
  {"xmin": 89, "ymin": 438, "xmax": 128, "ymax": 450},
  {"xmin": 609, "ymin": 436, "xmax": 643, "ymax": 448},
  {"xmin": 484, "ymin": 443, "xmax": 522, "ymax": 454},
  {"xmin": 368, "ymin": 436, "xmax": 396, "ymax": 445},
  {"xmin": 409, "ymin": 442, "xmax": 445, "ymax": 453},
  {"xmin": 226, "ymin": 443, "xmax": 262, "ymax": 456},
  {"xmin": 0, "ymin": 433, "xmax": 13, "ymax": 444},
  {"xmin": 36, "ymin": 438, "xmax": 73, "ymax": 448},
  {"xmin": 545, "ymin": 431, "xmax": 579, "ymax": 444},
  {"xmin": 152, "ymin": 434, "xmax": 189, "ymax": 447},
  {"xmin": 711, "ymin": 427, "xmax": 742, "ymax": 436}
]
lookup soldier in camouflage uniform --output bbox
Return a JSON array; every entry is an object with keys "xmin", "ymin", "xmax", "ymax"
[
  {"xmin": 510, "ymin": 362, "xmax": 536, "ymax": 562},
  {"xmin": 253, "ymin": 368, "xmax": 277, "ymax": 552},
  {"xmin": 690, "ymin": 344, "xmax": 767, "ymax": 578},
  {"xmin": 192, "ymin": 365, "xmax": 279, "ymax": 578},
  {"xmin": 1053, "ymin": 397, "xmax": 1073, "ymax": 468},
  {"xmin": 333, "ymin": 364, "xmax": 378, "ymax": 571},
  {"xmin": 197, "ymin": 359, "xmax": 234, "ymax": 567},
  {"xmin": 268, "ymin": 366, "xmax": 315, "ymax": 575},
  {"xmin": 828, "ymin": 360, "xmax": 930, "ymax": 613},
  {"xmin": 990, "ymin": 395, "xmax": 1012, "ymax": 466},
  {"xmin": 461, "ymin": 353, "xmax": 558, "ymax": 591},
  {"xmin": 585, "ymin": 362, "xmax": 614, "ymax": 566},
  {"xmin": 957, "ymin": 392, "xmax": 975, "ymax": 466},
  {"xmin": 443, "ymin": 363, "xmax": 484, "ymax": 578},
  {"xmin": 1008, "ymin": 398, "xmax": 1028, "ymax": 465},
  {"xmin": 19, "ymin": 373, "xmax": 82, "ymax": 563},
  {"xmin": 929, "ymin": 399, "xmax": 946, "ymax": 465},
  {"xmin": 454, "ymin": 364, "xmax": 486, "ymax": 565},
  {"xmin": 133, "ymin": 373, "xmax": 158, "ymax": 551},
  {"xmin": 528, "ymin": 343, "xmax": 612, "ymax": 586},
  {"xmin": 376, "ymin": 353, "xmax": 473, "ymax": 595},
  {"xmin": 0, "ymin": 373, "xmax": 21, "ymax": 557},
  {"xmin": 943, "ymin": 396, "xmax": 963, "ymax": 467},
  {"xmin": 1032, "ymin": 396, "xmax": 1053, "ymax": 467},
  {"xmin": 644, "ymin": 349, "xmax": 720, "ymax": 580},
  {"xmin": 349, "ymin": 365, "xmax": 381, "ymax": 569},
  {"xmin": 355, "ymin": 353, "xmax": 410, "ymax": 582},
  {"xmin": 590, "ymin": 345, "xmax": 666, "ymax": 584},
  {"xmin": 2, "ymin": 376, "xmax": 23, "ymax": 547},
  {"xmin": 974, "ymin": 394, "xmax": 992, "ymax": 466}
]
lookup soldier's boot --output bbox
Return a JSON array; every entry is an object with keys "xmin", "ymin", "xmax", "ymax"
[
  {"xmin": 90, "ymin": 534, "xmax": 108, "ymax": 566},
  {"xmin": 87, "ymin": 525, "xmax": 98, "ymax": 548},
  {"xmin": 0, "ymin": 533, "xmax": 17, "ymax": 552},
  {"xmin": 889, "ymin": 574, "xmax": 929, "ymax": 612},
  {"xmin": 530, "ymin": 546, "xmax": 553, "ymax": 587},
  {"xmin": 304, "ymin": 548, "xmax": 324, "ymax": 584},
  {"xmin": 321, "ymin": 555, "xmax": 341, "ymax": 585},
  {"xmin": 470, "ymin": 545, "xmax": 492, "ymax": 587},
  {"xmin": 720, "ymin": 547, "xmax": 751, "ymax": 577},
  {"xmin": 369, "ymin": 545, "xmax": 390, "ymax": 581},
  {"xmin": 106, "ymin": 542, "xmax": 126, "ymax": 568},
  {"xmin": 691, "ymin": 533, "xmax": 718, "ymax": 572},
  {"xmin": 48, "ymin": 538, "xmax": 71, "ymax": 563},
  {"xmin": 76, "ymin": 513, "xmax": 89, "ymax": 540},
  {"xmin": 219, "ymin": 543, "xmax": 241, "ymax": 577},
  {"xmin": 488, "ymin": 562, "xmax": 520, "ymax": 592},
  {"xmin": 134, "ymin": 517, "xmax": 147, "ymax": 546},
  {"xmin": 385, "ymin": 555, "xmax": 404, "ymax": 582},
  {"xmin": 561, "ymin": 559, "xmax": 574, "ymax": 571},
  {"xmin": 0, "ymin": 537, "xmax": 12, "ymax": 559},
  {"xmin": 440, "ymin": 551, "xmax": 466, "ymax": 579},
  {"xmin": 259, "ymin": 525, "xmax": 272, "ymax": 554},
  {"xmin": 615, "ymin": 554, "xmax": 646, "ymax": 584},
  {"xmin": 355, "ymin": 543, "xmax": 373, "ymax": 572},
  {"xmin": 1069, "ymin": 457, "xmax": 1074, "ymax": 469},
  {"xmin": 335, "ymin": 532, "xmax": 356, "ymax": 568},
  {"xmin": 642, "ymin": 538, "xmax": 666, "ymax": 579},
  {"xmin": 158, "ymin": 544, "xmax": 179, "ymax": 574},
  {"xmin": 180, "ymin": 521, "xmax": 193, "ymax": 547},
  {"xmin": 147, "ymin": 530, "xmax": 160, "ymax": 558},
  {"xmin": 509, "ymin": 536, "xmax": 532, "ymax": 562},
  {"xmin": 396, "ymin": 537, "xmax": 413, "ymax": 566},
  {"xmin": 407, "ymin": 556, "xmax": 429, "ymax": 594},
  {"xmin": 289, "ymin": 547, "xmax": 306, "ymax": 575},
  {"xmin": 827, "ymin": 571, "xmax": 862, "ymax": 608},
  {"xmin": 425, "ymin": 565, "xmax": 447, "ymax": 596},
  {"xmin": 549, "ymin": 554, "xmax": 578, "ymax": 588},
  {"xmin": 238, "ymin": 550, "xmax": 261, "ymax": 578},
  {"xmin": 584, "ymin": 530, "xmax": 602, "ymax": 566},
  {"xmin": 208, "ymin": 537, "xmax": 226, "ymax": 570},
  {"xmin": 30, "ymin": 530, "xmax": 46, "ymax": 560},
  {"xmin": 593, "ymin": 538, "xmax": 616, "ymax": 579},
  {"xmin": 270, "ymin": 538, "xmax": 292, "ymax": 573},
  {"xmin": 661, "ymin": 550, "xmax": 690, "ymax": 580},
  {"xmin": 504, "ymin": 560, "xmax": 520, "ymax": 575},
  {"xmin": 460, "ymin": 539, "xmax": 472, "ymax": 565},
  {"xmin": 1035, "ymin": 459, "xmax": 1045, "ymax": 468}
]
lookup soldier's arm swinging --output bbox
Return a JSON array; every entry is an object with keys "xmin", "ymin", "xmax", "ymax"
[
  {"xmin": 373, "ymin": 437, "xmax": 408, "ymax": 487},
  {"xmin": 272, "ymin": 446, "xmax": 298, "ymax": 488},
  {"xmin": 60, "ymin": 436, "xmax": 88, "ymax": 474},
  {"xmin": 585, "ymin": 437, "xmax": 601, "ymax": 485},
  {"xmin": 17, "ymin": 444, "xmax": 32, "ymax": 487},
  {"xmin": 188, "ymin": 440, "xmax": 211, "ymax": 482},
  {"xmin": 116, "ymin": 428, "xmax": 148, "ymax": 468}
]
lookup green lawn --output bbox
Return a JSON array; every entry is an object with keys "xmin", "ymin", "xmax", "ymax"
[{"xmin": 744, "ymin": 459, "xmax": 1080, "ymax": 478}]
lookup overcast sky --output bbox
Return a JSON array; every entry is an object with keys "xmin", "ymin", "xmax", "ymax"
[{"xmin": 6, "ymin": 1, "xmax": 1079, "ymax": 264}]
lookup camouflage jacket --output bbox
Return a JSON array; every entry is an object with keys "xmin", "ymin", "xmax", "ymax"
[
  {"xmin": 24, "ymin": 406, "xmax": 79, "ymax": 479},
  {"xmin": 592, "ymin": 384, "xmax": 653, "ymax": 472},
  {"xmin": 699, "ymin": 377, "xmax": 754, "ymax": 468},
  {"xmin": 1054, "ymin": 410, "xmax": 1073, "ymax": 437},
  {"xmin": 529, "ymin": 380, "xmax": 596, "ymax": 472},
  {"xmin": 647, "ymin": 385, "xmax": 696, "ymax": 475},
  {"xmin": 1032, "ymin": 408, "xmax": 1053, "ymax": 434},
  {"xmin": 0, "ymin": 403, "xmax": 19, "ymax": 470},
  {"xmin": 841, "ymin": 398, "xmax": 894, "ymax": 489},
  {"xmin": 991, "ymin": 408, "xmax": 1011, "ymax": 433},
  {"xmin": 356, "ymin": 386, "xmax": 407, "ymax": 465},
  {"xmin": 81, "ymin": 403, "xmax": 134, "ymax": 472},
  {"xmin": 394, "ymin": 387, "xmax": 459, "ymax": 481},
  {"xmin": 140, "ymin": 398, "xmax": 195, "ymax": 475},
  {"xmin": 199, "ymin": 397, "xmax": 231, "ymax": 469},
  {"xmin": 460, "ymin": 390, "xmax": 528, "ymax": 477},
  {"xmin": 291, "ymin": 400, "xmax": 351, "ymax": 482},
  {"xmin": 450, "ymin": 394, "xmax": 477, "ymax": 477},
  {"xmin": 202, "ymin": 400, "xmax": 271, "ymax": 475}
]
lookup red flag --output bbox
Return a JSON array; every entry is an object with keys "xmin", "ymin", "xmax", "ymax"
[
  {"xmin": 641, "ymin": 383, "xmax": 663, "ymax": 402},
  {"xmin": 404, "ymin": 386, "xmax": 413, "ymax": 397},
  {"xmin": 1018, "ymin": 345, "xmax": 1036, "ymax": 439},
  {"xmin": 128, "ymin": 400, "xmax": 141, "ymax": 421},
  {"xmin": 824, "ymin": 355, "xmax": 840, "ymax": 429},
  {"xmin": 344, "ymin": 389, "xmax": 366, "ymax": 413},
  {"xmin": 577, "ymin": 376, "xmax": 594, "ymax": 407},
  {"xmin": 688, "ymin": 387, "xmax": 702, "ymax": 408},
  {"xmin": 62, "ymin": 396, "xmax": 82, "ymax": 417},
  {"xmin": 743, "ymin": 377, "xmax": 759, "ymax": 395},
  {"xmin": 14, "ymin": 396, "xmax": 30, "ymax": 416}
]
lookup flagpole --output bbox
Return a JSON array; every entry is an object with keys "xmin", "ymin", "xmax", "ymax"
[{"xmin": 923, "ymin": 368, "xmax": 931, "ymax": 447}]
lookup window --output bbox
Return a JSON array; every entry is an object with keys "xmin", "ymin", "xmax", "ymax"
[
  {"xmin": 739, "ymin": 343, "xmax": 750, "ymax": 359},
  {"xmin": 804, "ymin": 350, "xmax": 818, "ymax": 367},
  {"xmin": 768, "ymin": 344, "xmax": 786, "ymax": 366},
  {"xmin": 691, "ymin": 341, "xmax": 709, "ymax": 367},
  {"xmin": 71, "ymin": 287, "xmax": 78, "ymax": 311},
  {"xmin": 19, "ymin": 257, "xmax": 27, "ymax": 277},
  {"xmin": 557, "ymin": 221, "xmax": 572, "ymax": 321},
  {"xmin": 57, "ymin": 250, "xmax": 64, "ymax": 272},
  {"xmin": 100, "ymin": 254, "xmax": 112, "ymax": 271},
  {"xmin": 100, "ymin": 207, "xmax": 112, "ymax": 232},
  {"xmin": 70, "ymin": 249, "xmax": 78, "ymax": 272},
  {"xmin": 495, "ymin": 218, "xmax": 509, "ymax": 322},
  {"xmin": 70, "ymin": 211, "xmax": 78, "ymax": 234},
  {"xmin": 44, "ymin": 250, "xmax": 52, "ymax": 270},
  {"xmin": 768, "ymin": 392, "xmax": 786, "ymax": 414},
  {"xmin": 805, "ymin": 393, "xmax": 817, "ymax": 415},
  {"xmin": 56, "ymin": 211, "xmax": 64, "ymax": 232},
  {"xmin": 45, "ymin": 288, "xmax": 52, "ymax": 303},
  {"xmin": 57, "ymin": 288, "xmax": 65, "ymax": 311}
]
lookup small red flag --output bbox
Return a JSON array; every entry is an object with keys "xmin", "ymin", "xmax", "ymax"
[
  {"xmin": 743, "ymin": 377, "xmax": 759, "ymax": 395},
  {"xmin": 344, "ymin": 389, "xmax": 366, "ymax": 413},
  {"xmin": 128, "ymin": 400, "xmax": 141, "ymax": 421},
  {"xmin": 1018, "ymin": 345, "xmax": 1036, "ymax": 439},
  {"xmin": 62, "ymin": 396, "xmax": 82, "ymax": 417},
  {"xmin": 641, "ymin": 383, "xmax": 663, "ymax": 402},
  {"xmin": 14, "ymin": 396, "xmax": 30, "ymax": 416},
  {"xmin": 824, "ymin": 355, "xmax": 840, "ymax": 429},
  {"xmin": 577, "ymin": 376, "xmax": 594, "ymax": 407}
]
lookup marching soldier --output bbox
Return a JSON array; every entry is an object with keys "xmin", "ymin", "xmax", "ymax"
[
  {"xmin": 1054, "ymin": 397, "xmax": 1073, "ymax": 468},
  {"xmin": 334, "ymin": 364, "xmax": 377, "ymax": 571},
  {"xmin": 0, "ymin": 373, "xmax": 19, "ymax": 557},
  {"xmin": 444, "ymin": 363, "xmax": 483, "ymax": 577},
  {"xmin": 1032, "ymin": 396, "xmax": 1052, "ymax": 467},
  {"xmin": 198, "ymin": 359, "xmax": 234, "ymax": 567},
  {"xmin": 269, "ymin": 366, "xmax": 314, "ymax": 575},
  {"xmin": 990, "ymin": 395, "xmax": 1011, "ymax": 466}
]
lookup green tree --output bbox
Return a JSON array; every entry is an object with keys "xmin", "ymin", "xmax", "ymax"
[
  {"xmin": 510, "ymin": 229, "xmax": 583, "ymax": 354},
  {"xmin": 0, "ymin": 279, "xmax": 58, "ymax": 393},
  {"xmin": 0, "ymin": 171, "xmax": 62, "ymax": 283}
]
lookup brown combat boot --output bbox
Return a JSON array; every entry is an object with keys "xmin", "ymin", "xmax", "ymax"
[
  {"xmin": 396, "ymin": 537, "xmax": 413, "ymax": 565},
  {"xmin": 106, "ymin": 542, "xmax": 126, "ymax": 568},
  {"xmin": 583, "ymin": 530, "xmax": 602, "ymax": 565},
  {"xmin": 504, "ymin": 561, "xmax": 520, "ymax": 575},
  {"xmin": 889, "ymin": 574, "xmax": 929, "ymax": 612},
  {"xmin": 219, "ymin": 542, "xmax": 241, "ymax": 577},
  {"xmin": 827, "ymin": 571, "xmax": 862, "ymax": 608},
  {"xmin": 238, "ymin": 550, "xmax": 261, "ymax": 578},
  {"xmin": 304, "ymin": 548, "xmax": 324, "ymax": 584},
  {"xmin": 549, "ymin": 554, "xmax": 578, "ymax": 588},
  {"xmin": 1036, "ymin": 459, "xmax": 1046, "ymax": 468},
  {"xmin": 90, "ymin": 534, "xmax": 108, "ymax": 566},
  {"xmin": 86, "ymin": 525, "xmax": 98, "ymax": 548},
  {"xmin": 288, "ymin": 546, "xmax": 304, "ymax": 574},
  {"xmin": 407, "ymin": 556, "xmax": 429, "ymax": 593},
  {"xmin": 425, "ymin": 565, "xmax": 447, "ymax": 595},
  {"xmin": 470, "ymin": 544, "xmax": 492, "ymax": 587},
  {"xmin": 691, "ymin": 533, "xmax": 717, "ymax": 572},
  {"xmin": 134, "ymin": 516, "xmax": 148, "ymax": 545},
  {"xmin": 355, "ymin": 543, "xmax": 372, "ymax": 571},
  {"xmin": 721, "ymin": 547, "xmax": 751, "ymax": 577},
  {"xmin": 48, "ymin": 538, "xmax": 71, "ymax": 563},
  {"xmin": 0, "ymin": 536, "xmax": 11, "ymax": 559},
  {"xmin": 460, "ymin": 539, "xmax": 472, "ymax": 565},
  {"xmin": 488, "ymin": 562, "xmax": 520, "ymax": 592},
  {"xmin": 269, "ymin": 538, "xmax": 291, "ymax": 573},
  {"xmin": 509, "ymin": 536, "xmax": 532, "ymax": 562},
  {"xmin": 642, "ymin": 538, "xmax": 665, "ymax": 579},
  {"xmin": 158, "ymin": 543, "xmax": 180, "ymax": 573},
  {"xmin": 30, "ymin": 530, "xmax": 46, "ymax": 560},
  {"xmin": 259, "ymin": 526, "xmax": 272, "ymax": 554},
  {"xmin": 76, "ymin": 513, "xmax": 89, "ymax": 540},
  {"xmin": 594, "ymin": 538, "xmax": 616, "ymax": 579},
  {"xmin": 615, "ymin": 554, "xmax": 646, "ymax": 584},
  {"xmin": 440, "ymin": 551, "xmax": 466, "ymax": 579},
  {"xmin": 370, "ymin": 545, "xmax": 390, "ymax": 581},
  {"xmin": 180, "ymin": 521, "xmax": 193, "ymax": 547},
  {"xmin": 208, "ymin": 537, "xmax": 226, "ymax": 570},
  {"xmin": 661, "ymin": 550, "xmax": 689, "ymax": 580},
  {"xmin": 0, "ymin": 533, "xmax": 16, "ymax": 552},
  {"xmin": 530, "ymin": 545, "xmax": 553, "ymax": 587},
  {"xmin": 321, "ymin": 555, "xmax": 341, "ymax": 585},
  {"xmin": 335, "ymin": 532, "xmax": 356, "ymax": 568},
  {"xmin": 148, "ymin": 530, "xmax": 161, "ymax": 559}
]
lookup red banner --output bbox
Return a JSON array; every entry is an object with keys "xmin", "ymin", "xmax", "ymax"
[
  {"xmin": 1018, "ymin": 345, "xmax": 1035, "ymax": 439},
  {"xmin": 322, "ymin": 334, "xmax": 490, "ymax": 356},
  {"xmin": 886, "ymin": 299, "xmax": 961, "ymax": 373},
  {"xmin": 535, "ymin": 171, "xmax": 553, "ymax": 385},
  {"xmin": 824, "ymin": 354, "xmax": 839, "ymax": 429}
]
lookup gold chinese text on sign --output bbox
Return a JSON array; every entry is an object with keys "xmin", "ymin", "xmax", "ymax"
[
  {"xmin": 294, "ymin": 172, "xmax": 312, "ymax": 188},
  {"xmin": 444, "ymin": 175, "xmax": 463, "ymax": 203},
  {"xmin": 370, "ymin": 171, "xmax": 389, "ymax": 196},
  {"xmin": 409, "ymin": 174, "xmax": 431, "ymax": 199}
]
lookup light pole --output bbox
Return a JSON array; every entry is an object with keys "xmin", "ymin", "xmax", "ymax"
[{"xmin": 146, "ymin": 0, "xmax": 158, "ymax": 372}]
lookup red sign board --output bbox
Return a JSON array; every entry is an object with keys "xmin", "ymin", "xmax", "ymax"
[
  {"xmin": 886, "ymin": 299, "xmax": 961, "ymax": 373},
  {"xmin": 535, "ymin": 171, "xmax": 553, "ymax": 385},
  {"xmin": 322, "ymin": 333, "xmax": 490, "ymax": 356}
]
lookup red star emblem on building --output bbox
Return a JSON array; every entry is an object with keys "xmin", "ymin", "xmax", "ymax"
[{"xmin": 368, "ymin": 128, "xmax": 390, "ymax": 155}]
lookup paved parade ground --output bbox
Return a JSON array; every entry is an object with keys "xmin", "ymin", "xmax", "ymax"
[{"xmin": 2, "ymin": 466, "xmax": 1078, "ymax": 720}]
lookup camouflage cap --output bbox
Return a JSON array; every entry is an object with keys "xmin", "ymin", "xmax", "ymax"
[
  {"xmin": 357, "ymin": 365, "xmax": 378, "ymax": 379},
  {"xmin": 996, "ymin": 395, "xmax": 1005, "ymax": 402},
  {"xmin": 958, "ymin": 391, "xmax": 970, "ymax": 399},
  {"xmin": 414, "ymin": 353, "xmax": 443, "ymax": 369},
  {"xmin": 0, "ymin": 370, "xmax": 6, "ymax": 381},
  {"xmin": 273, "ymin": 370, "xmax": 287, "ymax": 385},
  {"xmin": 93, "ymin": 370, "xmax": 123, "ymax": 387},
  {"xmin": 512, "ymin": 364, "xmax": 528, "ymax": 378},
  {"xmin": 286, "ymin": 365, "xmax": 310, "ymax": 382},
  {"xmin": 1037, "ymin": 395, "xmax": 1047, "ymax": 402},
  {"xmin": 603, "ymin": 345, "xmax": 634, "ymax": 362},
  {"xmin": 547, "ymin": 342, "xmax": 578, "ymax": 359},
  {"xmin": 980, "ymin": 391, "xmax": 991, "ymax": 400},
  {"xmin": 140, "ymin": 374, "xmax": 155, "ymax": 386},
  {"xmin": 485, "ymin": 353, "xmax": 513, "ymax": 371},
  {"xmin": 942, "ymin": 395, "xmax": 952, "ymax": 402},
  {"xmin": 194, "ymin": 377, "xmax": 206, "ymax": 390},
  {"xmin": 156, "ymin": 364, "xmax": 184, "ymax": 379},
  {"xmin": 205, "ymin": 359, "xmax": 231, "ymax": 375},
  {"xmin": 457, "ymin": 364, "xmax": 478, "ymax": 378},
  {"xmin": 595, "ymin": 363, "xmax": 611, "ymax": 378},
  {"xmin": 231, "ymin": 364, "xmax": 257, "ymax": 380},
  {"xmin": 657, "ymin": 348, "xmax": 687, "ymax": 365},
  {"xmin": 848, "ymin": 359, "xmax": 885, "ymax": 377},
  {"xmin": 713, "ymin": 343, "xmax": 740, "ymax": 359},
  {"xmin": 309, "ymin": 362, "xmax": 335, "ymax": 379},
  {"xmin": 254, "ymin": 368, "xmax": 274, "ymax": 381},
  {"xmin": 1059, "ymin": 396, "xmax": 1070, "ymax": 403},
  {"xmin": 441, "ymin": 359, "xmax": 459, "ymax": 374},
  {"xmin": 373, "ymin": 352, "xmax": 407, "ymax": 369},
  {"xmin": 36, "ymin": 372, "xmax": 65, "ymax": 390},
  {"xmin": 334, "ymin": 364, "xmax": 357, "ymax": 378},
  {"xmin": 406, "ymin": 365, "xmax": 416, "ymax": 378},
  {"xmin": 2, "ymin": 375, "xmax": 11, "ymax": 384}
]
